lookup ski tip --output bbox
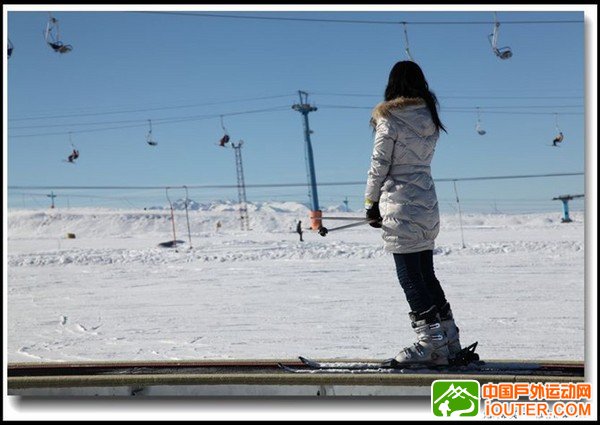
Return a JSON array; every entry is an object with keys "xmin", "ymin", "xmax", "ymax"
[
  {"xmin": 298, "ymin": 356, "xmax": 321, "ymax": 367},
  {"xmin": 277, "ymin": 363, "xmax": 297, "ymax": 373}
]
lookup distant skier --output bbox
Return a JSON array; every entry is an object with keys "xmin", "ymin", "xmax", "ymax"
[
  {"xmin": 47, "ymin": 41, "xmax": 71, "ymax": 54},
  {"xmin": 365, "ymin": 61, "xmax": 462, "ymax": 367},
  {"xmin": 215, "ymin": 220, "xmax": 222, "ymax": 233},
  {"xmin": 552, "ymin": 132, "xmax": 564, "ymax": 147},
  {"xmin": 296, "ymin": 220, "xmax": 303, "ymax": 242},
  {"xmin": 219, "ymin": 134, "xmax": 230, "ymax": 147},
  {"xmin": 67, "ymin": 149, "xmax": 79, "ymax": 163}
]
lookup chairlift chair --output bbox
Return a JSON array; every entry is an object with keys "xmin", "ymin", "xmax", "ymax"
[
  {"xmin": 476, "ymin": 107, "xmax": 486, "ymax": 135},
  {"xmin": 552, "ymin": 114, "xmax": 564, "ymax": 147},
  {"xmin": 67, "ymin": 149, "xmax": 79, "ymax": 162},
  {"xmin": 552, "ymin": 132, "xmax": 564, "ymax": 147},
  {"xmin": 65, "ymin": 132, "xmax": 79, "ymax": 163},
  {"xmin": 218, "ymin": 115, "xmax": 230, "ymax": 147},
  {"xmin": 493, "ymin": 45, "xmax": 513, "ymax": 60},
  {"xmin": 488, "ymin": 13, "xmax": 512, "ymax": 60},
  {"xmin": 45, "ymin": 14, "xmax": 73, "ymax": 54},
  {"xmin": 146, "ymin": 119, "xmax": 158, "ymax": 146},
  {"xmin": 476, "ymin": 123, "xmax": 487, "ymax": 136}
]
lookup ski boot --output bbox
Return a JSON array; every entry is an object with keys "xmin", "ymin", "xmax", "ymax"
[
  {"xmin": 388, "ymin": 305, "xmax": 450, "ymax": 368},
  {"xmin": 439, "ymin": 302, "xmax": 462, "ymax": 361}
]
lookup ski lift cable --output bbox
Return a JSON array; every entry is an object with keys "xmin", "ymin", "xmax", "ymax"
[
  {"xmin": 8, "ymin": 172, "xmax": 584, "ymax": 191},
  {"xmin": 9, "ymin": 94, "xmax": 297, "ymax": 122},
  {"xmin": 317, "ymin": 104, "xmax": 584, "ymax": 116},
  {"xmin": 7, "ymin": 102, "xmax": 583, "ymax": 139},
  {"xmin": 453, "ymin": 110, "xmax": 583, "ymax": 116},
  {"xmin": 8, "ymin": 105, "xmax": 291, "ymax": 131},
  {"xmin": 444, "ymin": 104, "xmax": 583, "ymax": 109},
  {"xmin": 9, "ymin": 90, "xmax": 582, "ymax": 124},
  {"xmin": 133, "ymin": 11, "xmax": 583, "ymax": 26},
  {"xmin": 7, "ymin": 102, "xmax": 581, "ymax": 132},
  {"xmin": 10, "ymin": 117, "xmax": 160, "ymax": 130},
  {"xmin": 8, "ymin": 106, "xmax": 291, "ymax": 139},
  {"xmin": 308, "ymin": 91, "xmax": 583, "ymax": 99},
  {"xmin": 10, "ymin": 105, "xmax": 293, "ymax": 130},
  {"xmin": 316, "ymin": 103, "xmax": 583, "ymax": 109}
]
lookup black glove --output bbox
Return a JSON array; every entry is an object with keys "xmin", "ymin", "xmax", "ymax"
[{"xmin": 365, "ymin": 201, "xmax": 383, "ymax": 228}]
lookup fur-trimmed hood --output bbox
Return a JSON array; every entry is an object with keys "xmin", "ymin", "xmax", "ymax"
[
  {"xmin": 371, "ymin": 97, "xmax": 425, "ymax": 123},
  {"xmin": 370, "ymin": 97, "xmax": 436, "ymax": 137}
]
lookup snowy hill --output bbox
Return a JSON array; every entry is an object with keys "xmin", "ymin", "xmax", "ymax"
[
  {"xmin": 148, "ymin": 199, "xmax": 348, "ymax": 213},
  {"xmin": 6, "ymin": 202, "xmax": 581, "ymax": 240}
]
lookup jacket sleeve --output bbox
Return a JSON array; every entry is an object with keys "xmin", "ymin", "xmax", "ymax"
[{"xmin": 365, "ymin": 118, "xmax": 396, "ymax": 203}]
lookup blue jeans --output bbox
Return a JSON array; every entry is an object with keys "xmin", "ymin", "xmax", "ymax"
[{"xmin": 393, "ymin": 250, "xmax": 448, "ymax": 315}]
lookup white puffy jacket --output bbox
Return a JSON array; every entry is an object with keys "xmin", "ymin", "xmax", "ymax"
[{"xmin": 365, "ymin": 97, "xmax": 440, "ymax": 254}]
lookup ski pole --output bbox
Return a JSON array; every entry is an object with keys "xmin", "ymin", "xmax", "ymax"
[
  {"xmin": 318, "ymin": 219, "xmax": 376, "ymax": 236},
  {"xmin": 321, "ymin": 216, "xmax": 369, "ymax": 221}
]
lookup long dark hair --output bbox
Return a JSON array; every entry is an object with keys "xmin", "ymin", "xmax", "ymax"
[{"xmin": 384, "ymin": 61, "xmax": 446, "ymax": 133}]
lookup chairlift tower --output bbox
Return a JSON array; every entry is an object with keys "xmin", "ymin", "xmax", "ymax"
[
  {"xmin": 552, "ymin": 194, "xmax": 583, "ymax": 223},
  {"xmin": 292, "ymin": 90, "xmax": 321, "ymax": 230},
  {"xmin": 231, "ymin": 141, "xmax": 250, "ymax": 231},
  {"xmin": 47, "ymin": 191, "xmax": 57, "ymax": 209}
]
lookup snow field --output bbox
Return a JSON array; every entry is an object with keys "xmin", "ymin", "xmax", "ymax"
[{"xmin": 7, "ymin": 204, "xmax": 585, "ymax": 362}]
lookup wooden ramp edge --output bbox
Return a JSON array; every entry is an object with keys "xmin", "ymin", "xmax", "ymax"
[{"xmin": 8, "ymin": 359, "xmax": 586, "ymax": 396}]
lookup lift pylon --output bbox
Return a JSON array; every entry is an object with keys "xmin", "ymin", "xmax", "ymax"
[
  {"xmin": 292, "ymin": 90, "xmax": 321, "ymax": 230},
  {"xmin": 552, "ymin": 194, "xmax": 583, "ymax": 223}
]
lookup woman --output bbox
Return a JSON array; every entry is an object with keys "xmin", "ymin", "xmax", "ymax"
[{"xmin": 364, "ymin": 61, "xmax": 461, "ymax": 366}]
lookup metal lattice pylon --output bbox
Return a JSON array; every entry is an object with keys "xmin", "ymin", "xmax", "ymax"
[{"xmin": 232, "ymin": 141, "xmax": 250, "ymax": 231}]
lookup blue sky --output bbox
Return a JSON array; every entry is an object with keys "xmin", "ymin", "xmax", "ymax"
[{"xmin": 5, "ymin": 8, "xmax": 587, "ymax": 213}]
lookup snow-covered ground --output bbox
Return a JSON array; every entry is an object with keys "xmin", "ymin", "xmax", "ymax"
[{"xmin": 6, "ymin": 202, "xmax": 585, "ymax": 363}]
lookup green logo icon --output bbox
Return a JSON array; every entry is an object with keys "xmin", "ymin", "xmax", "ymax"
[{"xmin": 432, "ymin": 380, "xmax": 480, "ymax": 417}]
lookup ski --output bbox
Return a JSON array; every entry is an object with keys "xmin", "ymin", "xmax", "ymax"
[
  {"xmin": 277, "ymin": 362, "xmax": 396, "ymax": 374},
  {"xmin": 299, "ymin": 356, "xmax": 392, "ymax": 370},
  {"xmin": 279, "ymin": 342, "xmax": 481, "ymax": 373}
]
